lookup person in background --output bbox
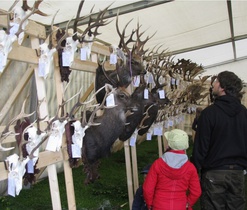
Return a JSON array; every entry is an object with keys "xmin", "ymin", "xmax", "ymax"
[
  {"xmin": 132, "ymin": 164, "xmax": 151, "ymax": 210},
  {"xmin": 192, "ymin": 107, "xmax": 203, "ymax": 133},
  {"xmin": 143, "ymin": 129, "xmax": 201, "ymax": 210},
  {"xmin": 193, "ymin": 71, "xmax": 247, "ymax": 210}
]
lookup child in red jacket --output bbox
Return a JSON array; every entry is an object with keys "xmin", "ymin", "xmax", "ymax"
[{"xmin": 143, "ymin": 129, "xmax": 201, "ymax": 210}]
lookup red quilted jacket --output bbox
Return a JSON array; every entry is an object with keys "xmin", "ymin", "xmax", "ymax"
[{"xmin": 143, "ymin": 150, "xmax": 201, "ymax": 210}]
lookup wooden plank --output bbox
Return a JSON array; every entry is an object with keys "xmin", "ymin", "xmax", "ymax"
[
  {"xmin": 47, "ymin": 164, "xmax": 62, "ymax": 210},
  {"xmin": 54, "ymin": 63, "xmax": 76, "ymax": 210},
  {"xmin": 70, "ymin": 59, "xmax": 115, "ymax": 72},
  {"xmin": 0, "ymin": 162, "xmax": 8, "ymax": 181},
  {"xmin": 131, "ymin": 145, "xmax": 139, "ymax": 193},
  {"xmin": 80, "ymin": 83, "xmax": 94, "ymax": 102},
  {"xmin": 70, "ymin": 60, "xmax": 98, "ymax": 73},
  {"xmin": 0, "ymin": 148, "xmax": 66, "ymax": 182},
  {"xmin": 124, "ymin": 140, "xmax": 134, "ymax": 210},
  {"xmin": 8, "ymin": 42, "xmax": 39, "ymax": 64},
  {"xmin": 0, "ymin": 16, "xmax": 46, "ymax": 39},
  {"xmin": 91, "ymin": 42, "xmax": 110, "ymax": 56},
  {"xmin": 62, "ymin": 148, "xmax": 76, "ymax": 210},
  {"xmin": 30, "ymin": 36, "xmax": 49, "ymax": 122},
  {"xmin": 157, "ymin": 135, "xmax": 163, "ymax": 157},
  {"xmin": 31, "ymin": 36, "xmax": 62, "ymax": 210},
  {"xmin": 0, "ymin": 64, "xmax": 34, "ymax": 124},
  {"xmin": 36, "ymin": 150, "xmax": 64, "ymax": 168}
]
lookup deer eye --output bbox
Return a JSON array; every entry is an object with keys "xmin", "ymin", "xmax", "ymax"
[{"xmin": 119, "ymin": 93, "xmax": 126, "ymax": 99}]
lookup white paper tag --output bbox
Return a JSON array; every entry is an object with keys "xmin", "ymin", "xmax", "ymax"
[
  {"xmin": 169, "ymin": 119, "xmax": 174, "ymax": 127},
  {"xmin": 80, "ymin": 47, "xmax": 87, "ymax": 61},
  {"xmin": 148, "ymin": 73, "xmax": 154, "ymax": 84},
  {"xmin": 45, "ymin": 137, "xmax": 57, "ymax": 152},
  {"xmin": 106, "ymin": 93, "xmax": 115, "ymax": 107},
  {"xmin": 62, "ymin": 51, "xmax": 71, "ymax": 66},
  {"xmin": 144, "ymin": 89, "xmax": 149, "ymax": 99},
  {"xmin": 9, "ymin": 23, "xmax": 19, "ymax": 35},
  {"xmin": 133, "ymin": 75, "xmax": 140, "ymax": 87},
  {"xmin": 146, "ymin": 132, "xmax": 152, "ymax": 140},
  {"xmin": 38, "ymin": 59, "xmax": 46, "ymax": 77},
  {"xmin": 8, "ymin": 176, "xmax": 16, "ymax": 197},
  {"xmin": 72, "ymin": 144, "xmax": 81, "ymax": 158},
  {"xmin": 130, "ymin": 130, "xmax": 138, "ymax": 146},
  {"xmin": 153, "ymin": 124, "xmax": 163, "ymax": 136},
  {"xmin": 0, "ymin": 52, "xmax": 5, "ymax": 72},
  {"xmin": 110, "ymin": 53, "xmax": 117, "ymax": 64},
  {"xmin": 27, "ymin": 159, "xmax": 34, "ymax": 173},
  {"xmin": 158, "ymin": 89, "xmax": 165, "ymax": 99},
  {"xmin": 171, "ymin": 78, "xmax": 176, "ymax": 85},
  {"xmin": 164, "ymin": 120, "xmax": 169, "ymax": 129}
]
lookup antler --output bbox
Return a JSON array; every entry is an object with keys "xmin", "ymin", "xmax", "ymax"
[
  {"xmin": 0, "ymin": 98, "xmax": 35, "ymax": 151},
  {"xmin": 69, "ymin": 84, "xmax": 108, "ymax": 120},
  {"xmin": 22, "ymin": 0, "xmax": 48, "ymax": 16},
  {"xmin": 56, "ymin": 17, "xmax": 73, "ymax": 50},
  {"xmin": 133, "ymin": 22, "xmax": 156, "ymax": 58},
  {"xmin": 116, "ymin": 13, "xmax": 136, "ymax": 55},
  {"xmin": 81, "ymin": 84, "xmax": 114, "ymax": 127},
  {"xmin": 79, "ymin": 3, "xmax": 113, "ymax": 43},
  {"xmin": 47, "ymin": 10, "xmax": 59, "ymax": 50},
  {"xmin": 6, "ymin": 0, "xmax": 47, "ymax": 36}
]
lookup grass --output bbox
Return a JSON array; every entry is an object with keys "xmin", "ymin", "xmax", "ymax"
[{"xmin": 0, "ymin": 136, "xmax": 246, "ymax": 210}]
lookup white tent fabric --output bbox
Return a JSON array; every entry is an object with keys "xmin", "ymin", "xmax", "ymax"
[{"xmin": 1, "ymin": 0, "xmax": 247, "ymax": 80}]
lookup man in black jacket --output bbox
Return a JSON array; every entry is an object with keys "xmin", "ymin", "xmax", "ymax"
[{"xmin": 193, "ymin": 71, "xmax": 247, "ymax": 210}]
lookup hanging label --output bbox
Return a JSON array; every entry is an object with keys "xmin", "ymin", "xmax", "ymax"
[
  {"xmin": 72, "ymin": 144, "xmax": 81, "ymax": 158},
  {"xmin": 27, "ymin": 159, "xmax": 34, "ymax": 173},
  {"xmin": 144, "ymin": 89, "xmax": 149, "ymax": 99},
  {"xmin": 133, "ymin": 75, "xmax": 140, "ymax": 87},
  {"xmin": 110, "ymin": 53, "xmax": 117, "ymax": 64},
  {"xmin": 80, "ymin": 47, "xmax": 87, "ymax": 61},
  {"xmin": 106, "ymin": 93, "xmax": 115, "ymax": 107},
  {"xmin": 158, "ymin": 89, "xmax": 165, "ymax": 99},
  {"xmin": 62, "ymin": 51, "xmax": 71, "ymax": 67}
]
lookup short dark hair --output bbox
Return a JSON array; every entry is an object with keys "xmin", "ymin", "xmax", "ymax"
[
  {"xmin": 217, "ymin": 71, "xmax": 243, "ymax": 99},
  {"xmin": 141, "ymin": 164, "xmax": 151, "ymax": 174}
]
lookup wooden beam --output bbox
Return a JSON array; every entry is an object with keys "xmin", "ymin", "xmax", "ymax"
[
  {"xmin": 0, "ymin": 64, "xmax": 34, "ymax": 124},
  {"xmin": 80, "ymin": 83, "xmax": 94, "ymax": 102},
  {"xmin": 8, "ymin": 42, "xmax": 39, "ymax": 64},
  {"xmin": 92, "ymin": 42, "xmax": 110, "ymax": 56}
]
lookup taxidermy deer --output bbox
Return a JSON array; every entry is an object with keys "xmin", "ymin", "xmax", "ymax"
[
  {"xmin": 82, "ymin": 84, "xmax": 135, "ymax": 184},
  {"xmin": 94, "ymin": 15, "xmax": 155, "ymax": 104}
]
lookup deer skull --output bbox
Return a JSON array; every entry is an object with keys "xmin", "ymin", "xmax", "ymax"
[{"xmin": 38, "ymin": 43, "xmax": 56, "ymax": 79}]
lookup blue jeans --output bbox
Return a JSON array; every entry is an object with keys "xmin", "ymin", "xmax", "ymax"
[{"xmin": 201, "ymin": 170, "xmax": 246, "ymax": 210}]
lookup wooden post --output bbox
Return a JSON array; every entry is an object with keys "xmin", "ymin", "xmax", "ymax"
[
  {"xmin": 53, "ymin": 60, "xmax": 76, "ymax": 210},
  {"xmin": 131, "ymin": 145, "xmax": 139, "ymax": 193},
  {"xmin": 157, "ymin": 135, "xmax": 163, "ymax": 157},
  {"xmin": 30, "ymin": 37, "xmax": 62, "ymax": 210},
  {"xmin": 124, "ymin": 140, "xmax": 134, "ymax": 210}
]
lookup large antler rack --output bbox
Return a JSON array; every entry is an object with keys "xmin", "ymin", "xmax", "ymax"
[
  {"xmin": 132, "ymin": 22, "xmax": 156, "ymax": 60},
  {"xmin": 72, "ymin": 0, "xmax": 113, "ymax": 43},
  {"xmin": 116, "ymin": 13, "xmax": 136, "ymax": 55}
]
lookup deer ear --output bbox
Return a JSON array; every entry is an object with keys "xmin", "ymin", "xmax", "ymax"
[
  {"xmin": 117, "ymin": 58, "xmax": 124, "ymax": 67},
  {"xmin": 105, "ymin": 84, "xmax": 113, "ymax": 92}
]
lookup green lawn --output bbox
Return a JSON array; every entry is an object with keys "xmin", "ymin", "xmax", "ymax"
[{"xmin": 0, "ymin": 137, "xmax": 246, "ymax": 210}]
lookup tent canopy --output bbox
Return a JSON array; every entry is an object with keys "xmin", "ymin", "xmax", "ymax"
[{"xmin": 1, "ymin": 0, "xmax": 247, "ymax": 77}]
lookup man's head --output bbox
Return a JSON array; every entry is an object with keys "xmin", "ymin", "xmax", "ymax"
[
  {"xmin": 141, "ymin": 164, "xmax": 151, "ymax": 179},
  {"xmin": 212, "ymin": 71, "xmax": 243, "ymax": 99}
]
